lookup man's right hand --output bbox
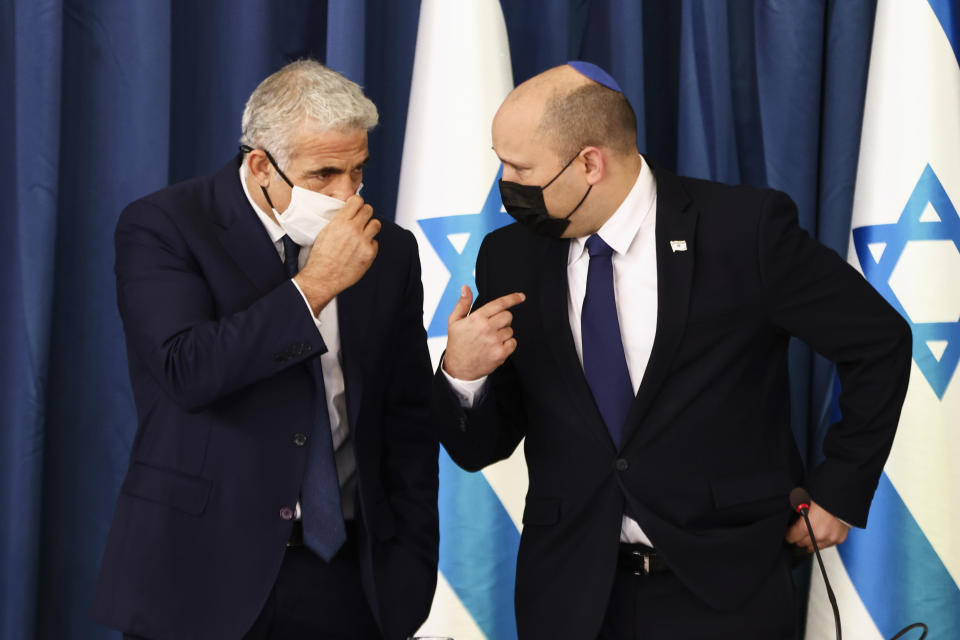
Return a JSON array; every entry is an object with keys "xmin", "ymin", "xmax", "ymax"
[
  {"xmin": 294, "ymin": 195, "xmax": 381, "ymax": 315},
  {"xmin": 443, "ymin": 287, "xmax": 525, "ymax": 380}
]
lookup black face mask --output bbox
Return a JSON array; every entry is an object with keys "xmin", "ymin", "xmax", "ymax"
[{"xmin": 499, "ymin": 152, "xmax": 593, "ymax": 238}]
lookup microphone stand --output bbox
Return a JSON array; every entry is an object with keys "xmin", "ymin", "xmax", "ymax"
[
  {"xmin": 795, "ymin": 498, "xmax": 842, "ymax": 640},
  {"xmin": 790, "ymin": 488, "xmax": 928, "ymax": 640}
]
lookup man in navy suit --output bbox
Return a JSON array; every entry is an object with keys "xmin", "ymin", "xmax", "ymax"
[
  {"xmin": 93, "ymin": 60, "xmax": 438, "ymax": 640},
  {"xmin": 434, "ymin": 63, "xmax": 911, "ymax": 638}
]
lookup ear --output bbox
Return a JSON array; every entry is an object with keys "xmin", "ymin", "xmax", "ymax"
[
  {"xmin": 580, "ymin": 146, "xmax": 605, "ymax": 185},
  {"xmin": 246, "ymin": 150, "xmax": 273, "ymax": 188}
]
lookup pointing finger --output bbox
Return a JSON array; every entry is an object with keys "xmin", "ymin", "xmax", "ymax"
[{"xmin": 479, "ymin": 292, "xmax": 526, "ymax": 318}]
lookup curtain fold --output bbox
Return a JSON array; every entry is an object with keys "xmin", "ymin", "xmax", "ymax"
[
  {"xmin": 34, "ymin": 3, "xmax": 172, "ymax": 638},
  {"xmin": 2, "ymin": 2, "xmax": 64, "ymax": 639}
]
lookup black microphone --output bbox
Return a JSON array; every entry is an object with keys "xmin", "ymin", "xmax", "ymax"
[
  {"xmin": 790, "ymin": 487, "xmax": 842, "ymax": 640},
  {"xmin": 789, "ymin": 487, "xmax": 811, "ymax": 514}
]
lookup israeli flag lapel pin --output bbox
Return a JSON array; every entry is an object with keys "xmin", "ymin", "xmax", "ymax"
[{"xmin": 670, "ymin": 240, "xmax": 687, "ymax": 253}]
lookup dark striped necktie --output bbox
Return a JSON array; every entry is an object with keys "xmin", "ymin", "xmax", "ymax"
[{"xmin": 281, "ymin": 234, "xmax": 346, "ymax": 560}]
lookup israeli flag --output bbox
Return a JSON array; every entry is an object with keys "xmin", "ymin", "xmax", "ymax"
[
  {"xmin": 394, "ymin": 2, "xmax": 525, "ymax": 638},
  {"xmin": 805, "ymin": 1, "xmax": 960, "ymax": 637}
]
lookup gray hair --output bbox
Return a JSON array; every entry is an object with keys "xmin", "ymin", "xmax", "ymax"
[{"xmin": 240, "ymin": 59, "xmax": 379, "ymax": 169}]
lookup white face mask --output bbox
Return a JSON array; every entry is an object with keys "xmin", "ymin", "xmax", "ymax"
[{"xmin": 271, "ymin": 185, "xmax": 359, "ymax": 247}]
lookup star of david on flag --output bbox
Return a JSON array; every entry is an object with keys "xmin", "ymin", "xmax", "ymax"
[
  {"xmin": 853, "ymin": 164, "xmax": 960, "ymax": 399},
  {"xmin": 418, "ymin": 169, "xmax": 512, "ymax": 338}
]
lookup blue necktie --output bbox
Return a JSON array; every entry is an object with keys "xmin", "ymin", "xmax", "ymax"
[
  {"xmin": 581, "ymin": 234, "xmax": 634, "ymax": 447},
  {"xmin": 281, "ymin": 235, "xmax": 346, "ymax": 561}
]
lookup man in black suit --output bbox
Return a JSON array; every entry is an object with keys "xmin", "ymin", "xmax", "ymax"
[
  {"xmin": 434, "ymin": 62, "xmax": 911, "ymax": 639},
  {"xmin": 93, "ymin": 60, "xmax": 438, "ymax": 640}
]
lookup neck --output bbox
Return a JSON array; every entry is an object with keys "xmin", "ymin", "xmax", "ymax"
[{"xmin": 589, "ymin": 153, "xmax": 644, "ymax": 231}]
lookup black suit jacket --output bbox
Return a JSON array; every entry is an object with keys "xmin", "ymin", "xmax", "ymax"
[
  {"xmin": 434, "ymin": 165, "xmax": 911, "ymax": 639},
  {"xmin": 93, "ymin": 156, "xmax": 439, "ymax": 640}
]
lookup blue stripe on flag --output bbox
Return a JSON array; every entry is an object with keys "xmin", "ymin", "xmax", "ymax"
[
  {"xmin": 927, "ymin": 0, "xmax": 960, "ymax": 68},
  {"xmin": 438, "ymin": 447, "xmax": 520, "ymax": 639},
  {"xmin": 824, "ymin": 378, "xmax": 960, "ymax": 636},
  {"xmin": 839, "ymin": 473, "xmax": 960, "ymax": 638}
]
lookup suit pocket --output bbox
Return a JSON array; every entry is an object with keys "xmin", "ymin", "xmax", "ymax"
[
  {"xmin": 711, "ymin": 470, "xmax": 791, "ymax": 510},
  {"xmin": 121, "ymin": 462, "xmax": 212, "ymax": 515},
  {"xmin": 136, "ymin": 416, "xmax": 211, "ymax": 477},
  {"xmin": 522, "ymin": 498, "xmax": 560, "ymax": 526}
]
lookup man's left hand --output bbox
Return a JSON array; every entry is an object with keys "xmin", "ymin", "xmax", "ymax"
[{"xmin": 784, "ymin": 500, "xmax": 850, "ymax": 554}]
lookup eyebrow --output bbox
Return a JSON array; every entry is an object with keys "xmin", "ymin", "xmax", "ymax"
[
  {"xmin": 492, "ymin": 147, "xmax": 528, "ymax": 170},
  {"xmin": 304, "ymin": 155, "xmax": 370, "ymax": 178}
]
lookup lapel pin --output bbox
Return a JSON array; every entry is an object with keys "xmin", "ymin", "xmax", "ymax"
[{"xmin": 670, "ymin": 240, "xmax": 688, "ymax": 253}]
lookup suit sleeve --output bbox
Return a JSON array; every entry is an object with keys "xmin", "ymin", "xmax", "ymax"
[
  {"xmin": 758, "ymin": 190, "xmax": 912, "ymax": 527},
  {"xmin": 432, "ymin": 234, "xmax": 527, "ymax": 472},
  {"xmin": 381, "ymin": 230, "xmax": 440, "ymax": 564},
  {"xmin": 114, "ymin": 199, "xmax": 327, "ymax": 412}
]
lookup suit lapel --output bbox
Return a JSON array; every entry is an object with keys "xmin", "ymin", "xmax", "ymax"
[
  {"xmin": 538, "ymin": 237, "xmax": 616, "ymax": 451},
  {"xmin": 621, "ymin": 167, "xmax": 697, "ymax": 449},
  {"xmin": 337, "ymin": 263, "xmax": 377, "ymax": 431},
  {"xmin": 212, "ymin": 155, "xmax": 287, "ymax": 295}
]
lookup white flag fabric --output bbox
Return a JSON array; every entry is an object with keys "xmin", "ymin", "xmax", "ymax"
[
  {"xmin": 394, "ymin": 2, "xmax": 526, "ymax": 638},
  {"xmin": 805, "ymin": 1, "xmax": 960, "ymax": 638}
]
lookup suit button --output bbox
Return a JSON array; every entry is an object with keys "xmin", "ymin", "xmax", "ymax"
[
  {"xmin": 293, "ymin": 433, "xmax": 307, "ymax": 446},
  {"xmin": 280, "ymin": 507, "xmax": 294, "ymax": 520},
  {"xmin": 615, "ymin": 458, "xmax": 629, "ymax": 471}
]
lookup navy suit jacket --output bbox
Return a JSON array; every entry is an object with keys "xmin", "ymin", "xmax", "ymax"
[
  {"xmin": 93, "ymin": 156, "xmax": 438, "ymax": 640},
  {"xmin": 433, "ymin": 165, "xmax": 912, "ymax": 639}
]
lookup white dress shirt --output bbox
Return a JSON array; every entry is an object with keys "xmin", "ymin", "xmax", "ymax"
[
  {"xmin": 239, "ymin": 165, "xmax": 356, "ymax": 519},
  {"xmin": 445, "ymin": 156, "xmax": 658, "ymax": 545}
]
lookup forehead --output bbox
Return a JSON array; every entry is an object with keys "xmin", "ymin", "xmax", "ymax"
[
  {"xmin": 492, "ymin": 100, "xmax": 549, "ymax": 162},
  {"xmin": 289, "ymin": 126, "xmax": 368, "ymax": 165}
]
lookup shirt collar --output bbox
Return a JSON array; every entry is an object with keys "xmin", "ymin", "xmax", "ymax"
[
  {"xmin": 239, "ymin": 163, "xmax": 286, "ymax": 244},
  {"xmin": 569, "ymin": 155, "xmax": 656, "ymax": 264}
]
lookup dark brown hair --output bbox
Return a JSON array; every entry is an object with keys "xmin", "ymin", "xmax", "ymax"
[{"xmin": 538, "ymin": 83, "xmax": 638, "ymax": 160}]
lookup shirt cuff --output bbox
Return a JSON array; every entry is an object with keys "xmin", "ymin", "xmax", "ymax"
[
  {"xmin": 291, "ymin": 279, "xmax": 323, "ymax": 333},
  {"xmin": 440, "ymin": 358, "xmax": 487, "ymax": 408}
]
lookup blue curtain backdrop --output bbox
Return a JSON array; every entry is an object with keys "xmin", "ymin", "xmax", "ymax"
[{"xmin": 1, "ymin": 1, "xmax": 875, "ymax": 638}]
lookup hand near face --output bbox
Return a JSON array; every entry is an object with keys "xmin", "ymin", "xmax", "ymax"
[
  {"xmin": 294, "ymin": 195, "xmax": 381, "ymax": 315},
  {"xmin": 785, "ymin": 500, "xmax": 851, "ymax": 554},
  {"xmin": 443, "ymin": 287, "xmax": 525, "ymax": 380}
]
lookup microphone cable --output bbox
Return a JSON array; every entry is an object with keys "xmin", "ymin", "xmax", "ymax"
[{"xmin": 790, "ymin": 487, "xmax": 928, "ymax": 640}]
